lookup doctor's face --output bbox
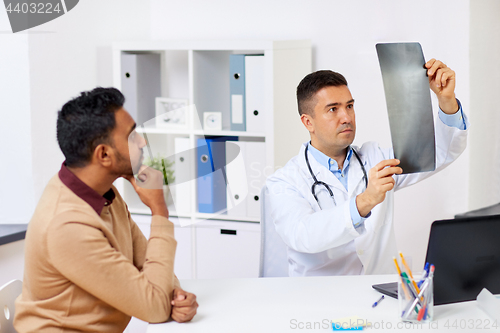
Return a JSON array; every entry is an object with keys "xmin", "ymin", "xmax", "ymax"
[{"xmin": 307, "ymin": 85, "xmax": 356, "ymax": 153}]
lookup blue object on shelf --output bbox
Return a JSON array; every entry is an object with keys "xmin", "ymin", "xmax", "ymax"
[{"xmin": 197, "ymin": 136, "xmax": 238, "ymax": 213}]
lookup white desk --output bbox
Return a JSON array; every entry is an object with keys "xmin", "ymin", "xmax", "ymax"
[{"xmin": 147, "ymin": 275, "xmax": 495, "ymax": 333}]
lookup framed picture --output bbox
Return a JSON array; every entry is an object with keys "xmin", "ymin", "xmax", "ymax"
[{"xmin": 155, "ymin": 98, "xmax": 190, "ymax": 129}]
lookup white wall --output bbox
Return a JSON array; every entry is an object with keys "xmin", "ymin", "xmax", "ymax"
[
  {"xmin": 27, "ymin": 0, "xmax": 151, "ymax": 200},
  {"xmin": 0, "ymin": 0, "xmax": 152, "ymax": 222},
  {"xmin": 469, "ymin": 0, "xmax": 500, "ymax": 211},
  {"xmin": 149, "ymin": 0, "xmax": 471, "ymax": 270},
  {"xmin": 0, "ymin": 10, "xmax": 35, "ymax": 224}
]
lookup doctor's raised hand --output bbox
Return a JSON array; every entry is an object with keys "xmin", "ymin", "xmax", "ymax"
[{"xmin": 425, "ymin": 58, "xmax": 459, "ymax": 115}]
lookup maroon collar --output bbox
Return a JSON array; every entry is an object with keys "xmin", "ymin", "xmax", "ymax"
[{"xmin": 58, "ymin": 162, "xmax": 115, "ymax": 216}]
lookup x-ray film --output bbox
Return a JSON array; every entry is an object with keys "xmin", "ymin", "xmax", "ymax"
[{"xmin": 376, "ymin": 42, "xmax": 436, "ymax": 174}]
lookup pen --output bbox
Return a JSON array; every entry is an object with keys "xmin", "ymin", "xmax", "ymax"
[
  {"xmin": 401, "ymin": 272, "xmax": 421, "ymax": 313},
  {"xmin": 372, "ymin": 295, "xmax": 384, "ymax": 308},
  {"xmin": 393, "ymin": 257, "xmax": 402, "ymax": 275},
  {"xmin": 418, "ymin": 262, "xmax": 430, "ymax": 288},
  {"xmin": 400, "ymin": 252, "xmax": 420, "ymax": 294},
  {"xmin": 404, "ymin": 278, "xmax": 430, "ymax": 319},
  {"xmin": 407, "ymin": 265, "xmax": 435, "ymax": 320},
  {"xmin": 394, "ymin": 257, "xmax": 411, "ymax": 300}
]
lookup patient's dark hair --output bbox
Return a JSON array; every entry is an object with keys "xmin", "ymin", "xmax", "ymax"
[
  {"xmin": 296, "ymin": 70, "xmax": 348, "ymax": 116},
  {"xmin": 56, "ymin": 87, "xmax": 125, "ymax": 167}
]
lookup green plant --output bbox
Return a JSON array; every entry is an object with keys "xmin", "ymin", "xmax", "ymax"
[{"xmin": 143, "ymin": 154, "xmax": 175, "ymax": 185}]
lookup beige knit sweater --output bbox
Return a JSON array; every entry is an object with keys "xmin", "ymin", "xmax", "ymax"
[{"xmin": 14, "ymin": 174, "xmax": 179, "ymax": 332}]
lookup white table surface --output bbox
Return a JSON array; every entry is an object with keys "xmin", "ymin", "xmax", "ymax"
[{"xmin": 147, "ymin": 275, "xmax": 496, "ymax": 333}]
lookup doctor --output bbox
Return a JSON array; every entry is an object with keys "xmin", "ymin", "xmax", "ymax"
[{"xmin": 266, "ymin": 59, "xmax": 468, "ymax": 276}]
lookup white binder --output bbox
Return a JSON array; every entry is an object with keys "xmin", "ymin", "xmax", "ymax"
[
  {"xmin": 245, "ymin": 142, "xmax": 266, "ymax": 218},
  {"xmin": 120, "ymin": 53, "xmax": 161, "ymax": 125},
  {"xmin": 226, "ymin": 141, "xmax": 248, "ymax": 217},
  {"xmin": 174, "ymin": 137, "xmax": 192, "ymax": 214},
  {"xmin": 245, "ymin": 55, "xmax": 266, "ymax": 133},
  {"xmin": 225, "ymin": 141, "xmax": 266, "ymax": 218}
]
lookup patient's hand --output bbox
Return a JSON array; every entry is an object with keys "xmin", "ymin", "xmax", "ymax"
[{"xmin": 171, "ymin": 288, "xmax": 198, "ymax": 323}]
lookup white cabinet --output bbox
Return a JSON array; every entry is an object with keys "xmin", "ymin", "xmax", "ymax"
[
  {"xmin": 132, "ymin": 215, "xmax": 259, "ymax": 280},
  {"xmin": 132, "ymin": 215, "xmax": 192, "ymax": 280},
  {"xmin": 195, "ymin": 220, "xmax": 260, "ymax": 279},
  {"xmin": 0, "ymin": 240, "xmax": 25, "ymax": 287}
]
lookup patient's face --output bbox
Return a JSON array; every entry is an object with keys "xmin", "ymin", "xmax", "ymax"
[{"xmin": 111, "ymin": 108, "xmax": 145, "ymax": 176}]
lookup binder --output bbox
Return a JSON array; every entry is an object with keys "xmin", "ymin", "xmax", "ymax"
[
  {"xmin": 174, "ymin": 138, "xmax": 192, "ymax": 214},
  {"xmin": 245, "ymin": 142, "xmax": 266, "ymax": 218},
  {"xmin": 120, "ymin": 53, "xmax": 161, "ymax": 125},
  {"xmin": 229, "ymin": 54, "xmax": 246, "ymax": 131},
  {"xmin": 225, "ymin": 141, "xmax": 266, "ymax": 218},
  {"xmin": 197, "ymin": 137, "xmax": 237, "ymax": 213},
  {"xmin": 245, "ymin": 55, "xmax": 266, "ymax": 133},
  {"xmin": 225, "ymin": 141, "xmax": 248, "ymax": 217}
]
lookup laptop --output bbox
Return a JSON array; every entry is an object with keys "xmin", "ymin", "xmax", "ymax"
[{"xmin": 372, "ymin": 214, "xmax": 500, "ymax": 305}]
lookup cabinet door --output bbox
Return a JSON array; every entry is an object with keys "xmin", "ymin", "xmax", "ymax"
[
  {"xmin": 132, "ymin": 215, "xmax": 192, "ymax": 280},
  {"xmin": 195, "ymin": 221, "xmax": 260, "ymax": 279},
  {"xmin": 0, "ymin": 240, "xmax": 25, "ymax": 287}
]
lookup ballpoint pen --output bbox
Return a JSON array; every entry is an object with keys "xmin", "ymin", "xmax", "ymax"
[
  {"xmin": 392, "ymin": 257, "xmax": 410, "ymax": 298},
  {"xmin": 404, "ymin": 280, "xmax": 430, "ymax": 319},
  {"xmin": 405, "ymin": 265, "xmax": 435, "ymax": 320},
  {"xmin": 418, "ymin": 262, "xmax": 430, "ymax": 288},
  {"xmin": 401, "ymin": 272, "xmax": 421, "ymax": 314},
  {"xmin": 394, "ymin": 257, "xmax": 411, "ymax": 300},
  {"xmin": 372, "ymin": 295, "xmax": 384, "ymax": 308},
  {"xmin": 400, "ymin": 252, "xmax": 420, "ymax": 294}
]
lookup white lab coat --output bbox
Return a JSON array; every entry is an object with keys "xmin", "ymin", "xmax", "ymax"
[{"xmin": 266, "ymin": 117, "xmax": 468, "ymax": 276}]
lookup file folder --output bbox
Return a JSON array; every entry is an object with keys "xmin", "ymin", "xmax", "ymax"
[
  {"xmin": 225, "ymin": 141, "xmax": 266, "ymax": 218},
  {"xmin": 245, "ymin": 55, "xmax": 266, "ymax": 133},
  {"xmin": 230, "ymin": 54, "xmax": 246, "ymax": 131},
  {"xmin": 197, "ymin": 137, "xmax": 237, "ymax": 213},
  {"xmin": 174, "ymin": 137, "xmax": 192, "ymax": 214},
  {"xmin": 245, "ymin": 142, "xmax": 266, "ymax": 218},
  {"xmin": 120, "ymin": 53, "xmax": 161, "ymax": 125},
  {"xmin": 226, "ymin": 141, "xmax": 248, "ymax": 217}
]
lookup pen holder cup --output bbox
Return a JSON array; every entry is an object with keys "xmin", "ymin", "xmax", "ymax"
[{"xmin": 398, "ymin": 275, "xmax": 433, "ymax": 323}]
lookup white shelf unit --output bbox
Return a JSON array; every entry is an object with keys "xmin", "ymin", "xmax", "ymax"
[
  {"xmin": 112, "ymin": 40, "xmax": 311, "ymax": 224},
  {"xmin": 112, "ymin": 40, "xmax": 311, "ymax": 280}
]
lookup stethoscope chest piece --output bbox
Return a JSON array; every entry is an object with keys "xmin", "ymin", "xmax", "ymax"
[{"xmin": 305, "ymin": 144, "xmax": 368, "ymax": 207}]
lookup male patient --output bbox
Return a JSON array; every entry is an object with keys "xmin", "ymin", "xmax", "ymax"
[{"xmin": 14, "ymin": 88, "xmax": 197, "ymax": 332}]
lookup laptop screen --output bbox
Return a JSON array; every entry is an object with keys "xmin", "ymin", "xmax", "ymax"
[{"xmin": 425, "ymin": 214, "xmax": 500, "ymax": 305}]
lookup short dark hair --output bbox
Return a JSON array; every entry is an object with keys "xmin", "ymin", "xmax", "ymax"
[
  {"xmin": 56, "ymin": 87, "xmax": 125, "ymax": 167},
  {"xmin": 296, "ymin": 70, "xmax": 348, "ymax": 116}
]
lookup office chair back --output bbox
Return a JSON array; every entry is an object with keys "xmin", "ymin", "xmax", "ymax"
[
  {"xmin": 259, "ymin": 185, "xmax": 289, "ymax": 277},
  {"xmin": 0, "ymin": 279, "xmax": 22, "ymax": 333},
  {"xmin": 455, "ymin": 202, "xmax": 500, "ymax": 218}
]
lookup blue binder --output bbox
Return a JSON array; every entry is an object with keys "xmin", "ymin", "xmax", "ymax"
[
  {"xmin": 197, "ymin": 136, "xmax": 238, "ymax": 213},
  {"xmin": 230, "ymin": 54, "xmax": 246, "ymax": 131}
]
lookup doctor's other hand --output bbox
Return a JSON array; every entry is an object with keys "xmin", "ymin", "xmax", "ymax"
[
  {"xmin": 171, "ymin": 288, "xmax": 198, "ymax": 323},
  {"xmin": 355, "ymin": 159, "xmax": 402, "ymax": 217},
  {"xmin": 123, "ymin": 165, "xmax": 168, "ymax": 218},
  {"xmin": 425, "ymin": 58, "xmax": 459, "ymax": 114}
]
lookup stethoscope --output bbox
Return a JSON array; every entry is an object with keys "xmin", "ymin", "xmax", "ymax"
[{"xmin": 305, "ymin": 143, "xmax": 368, "ymax": 205}]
